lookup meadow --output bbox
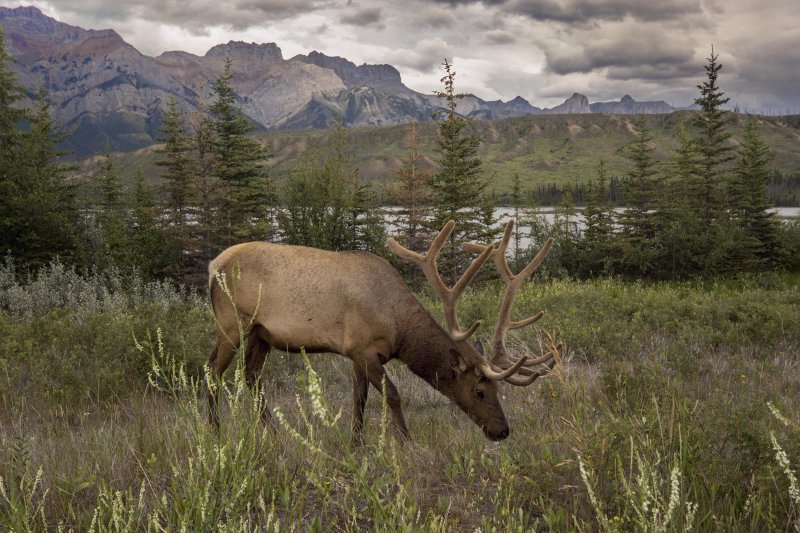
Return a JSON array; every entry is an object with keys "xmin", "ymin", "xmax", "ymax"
[{"xmin": 1, "ymin": 260, "xmax": 799, "ymax": 531}]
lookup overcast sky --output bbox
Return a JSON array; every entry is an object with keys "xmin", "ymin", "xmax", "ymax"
[{"xmin": 3, "ymin": 0, "xmax": 798, "ymax": 112}]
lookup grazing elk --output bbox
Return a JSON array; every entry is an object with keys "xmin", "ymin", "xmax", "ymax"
[{"xmin": 207, "ymin": 219, "xmax": 558, "ymax": 441}]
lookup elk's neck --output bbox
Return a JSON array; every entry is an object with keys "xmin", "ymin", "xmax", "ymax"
[{"xmin": 396, "ymin": 308, "xmax": 458, "ymax": 394}]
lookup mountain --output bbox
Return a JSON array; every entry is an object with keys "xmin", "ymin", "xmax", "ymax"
[
  {"xmin": 543, "ymin": 93, "xmax": 592, "ymax": 114},
  {"xmin": 0, "ymin": 6, "xmax": 678, "ymax": 157},
  {"xmin": 590, "ymin": 94, "xmax": 675, "ymax": 114}
]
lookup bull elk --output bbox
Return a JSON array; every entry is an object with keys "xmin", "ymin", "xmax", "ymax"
[{"xmin": 207, "ymin": 219, "xmax": 558, "ymax": 441}]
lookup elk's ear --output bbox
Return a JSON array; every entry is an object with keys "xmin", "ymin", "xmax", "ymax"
[
  {"xmin": 474, "ymin": 339, "xmax": 484, "ymax": 356},
  {"xmin": 449, "ymin": 349, "xmax": 469, "ymax": 373}
]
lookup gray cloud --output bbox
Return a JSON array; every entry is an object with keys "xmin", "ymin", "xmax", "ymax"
[
  {"xmin": 6, "ymin": 0, "xmax": 798, "ymax": 112},
  {"xmin": 41, "ymin": 0, "xmax": 318, "ymax": 34},
  {"xmin": 505, "ymin": 0, "xmax": 703, "ymax": 23},
  {"xmin": 539, "ymin": 22, "xmax": 697, "ymax": 79},
  {"xmin": 483, "ymin": 29, "xmax": 516, "ymax": 45},
  {"xmin": 339, "ymin": 6, "xmax": 384, "ymax": 28},
  {"xmin": 426, "ymin": 0, "xmax": 507, "ymax": 5},
  {"xmin": 383, "ymin": 37, "xmax": 453, "ymax": 73},
  {"xmin": 409, "ymin": 6, "xmax": 457, "ymax": 28}
]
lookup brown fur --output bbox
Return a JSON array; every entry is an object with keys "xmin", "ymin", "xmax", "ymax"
[{"xmin": 207, "ymin": 242, "xmax": 511, "ymax": 441}]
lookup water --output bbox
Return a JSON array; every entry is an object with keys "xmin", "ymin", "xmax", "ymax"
[{"xmin": 383, "ymin": 206, "xmax": 800, "ymax": 253}]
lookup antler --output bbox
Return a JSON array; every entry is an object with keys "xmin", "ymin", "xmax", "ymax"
[
  {"xmin": 388, "ymin": 220, "xmax": 493, "ymax": 342},
  {"xmin": 463, "ymin": 219, "xmax": 560, "ymax": 383}
]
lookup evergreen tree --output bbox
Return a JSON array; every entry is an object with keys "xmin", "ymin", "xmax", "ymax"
[
  {"xmin": 509, "ymin": 173, "xmax": 526, "ymax": 270},
  {"xmin": 209, "ymin": 57, "xmax": 273, "ymax": 244},
  {"xmin": 692, "ymin": 48, "xmax": 734, "ymax": 225},
  {"xmin": 617, "ymin": 116, "xmax": 659, "ymax": 276},
  {"xmin": 156, "ymin": 97, "xmax": 193, "ymax": 230},
  {"xmin": 0, "ymin": 26, "xmax": 30, "ymax": 260},
  {"xmin": 692, "ymin": 48, "xmax": 736, "ymax": 273},
  {"xmin": 92, "ymin": 150, "xmax": 132, "ymax": 269},
  {"xmin": 189, "ymin": 91, "xmax": 222, "ymax": 271},
  {"xmin": 386, "ymin": 119, "xmax": 434, "ymax": 252},
  {"xmin": 130, "ymin": 167, "xmax": 176, "ymax": 277},
  {"xmin": 518, "ymin": 197, "xmax": 557, "ymax": 277},
  {"xmin": 579, "ymin": 159, "xmax": 615, "ymax": 276},
  {"xmin": 279, "ymin": 121, "xmax": 385, "ymax": 253},
  {"xmin": 430, "ymin": 59, "xmax": 494, "ymax": 283},
  {"xmin": 12, "ymin": 88, "xmax": 81, "ymax": 269},
  {"xmin": 658, "ymin": 125, "xmax": 705, "ymax": 278},
  {"xmin": 729, "ymin": 118, "xmax": 779, "ymax": 269},
  {"xmin": 551, "ymin": 190, "xmax": 580, "ymax": 275}
]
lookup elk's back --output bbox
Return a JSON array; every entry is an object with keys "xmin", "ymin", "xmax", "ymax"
[{"xmin": 209, "ymin": 242, "xmax": 412, "ymax": 356}]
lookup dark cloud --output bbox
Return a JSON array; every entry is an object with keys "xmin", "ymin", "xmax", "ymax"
[
  {"xmin": 725, "ymin": 32, "xmax": 800, "ymax": 112},
  {"xmin": 505, "ymin": 0, "xmax": 703, "ymax": 23},
  {"xmin": 542, "ymin": 25, "xmax": 696, "ymax": 77},
  {"xmin": 44, "ymin": 0, "xmax": 318, "ymax": 33},
  {"xmin": 410, "ymin": 7, "xmax": 457, "ymax": 28},
  {"xmin": 339, "ymin": 6, "xmax": 385, "ymax": 28}
]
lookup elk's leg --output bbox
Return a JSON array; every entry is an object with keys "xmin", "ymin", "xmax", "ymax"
[
  {"xmin": 351, "ymin": 362, "xmax": 369, "ymax": 444},
  {"xmin": 207, "ymin": 324, "xmax": 240, "ymax": 427},
  {"xmin": 244, "ymin": 329, "xmax": 273, "ymax": 426},
  {"xmin": 360, "ymin": 356, "xmax": 410, "ymax": 441}
]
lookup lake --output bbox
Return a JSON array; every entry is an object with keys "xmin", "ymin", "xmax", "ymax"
[{"xmin": 383, "ymin": 206, "xmax": 800, "ymax": 253}]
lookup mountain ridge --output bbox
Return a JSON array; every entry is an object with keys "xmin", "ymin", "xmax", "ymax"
[{"xmin": 2, "ymin": 5, "xmax": 679, "ymax": 156}]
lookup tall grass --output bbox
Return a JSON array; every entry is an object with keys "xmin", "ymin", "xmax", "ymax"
[{"xmin": 0, "ymin": 264, "xmax": 798, "ymax": 530}]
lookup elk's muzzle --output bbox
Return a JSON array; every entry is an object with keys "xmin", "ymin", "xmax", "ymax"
[{"xmin": 484, "ymin": 422, "xmax": 510, "ymax": 441}]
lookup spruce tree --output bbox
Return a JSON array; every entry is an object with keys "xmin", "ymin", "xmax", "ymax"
[
  {"xmin": 618, "ymin": 116, "xmax": 659, "ymax": 276},
  {"xmin": 189, "ymin": 91, "xmax": 221, "ymax": 270},
  {"xmin": 209, "ymin": 57, "xmax": 273, "ymax": 244},
  {"xmin": 0, "ymin": 25, "xmax": 29, "ymax": 260},
  {"xmin": 92, "ymin": 150, "xmax": 131, "ymax": 270},
  {"xmin": 509, "ymin": 173, "xmax": 526, "ymax": 269},
  {"xmin": 386, "ymin": 120, "xmax": 433, "ymax": 252},
  {"xmin": 692, "ymin": 48, "xmax": 734, "ymax": 224},
  {"xmin": 279, "ymin": 121, "xmax": 385, "ymax": 253},
  {"xmin": 156, "ymin": 97, "xmax": 193, "ymax": 230},
  {"xmin": 130, "ymin": 167, "xmax": 175, "ymax": 277},
  {"xmin": 692, "ymin": 48, "xmax": 736, "ymax": 273},
  {"xmin": 659, "ymin": 125, "xmax": 704, "ymax": 278},
  {"xmin": 579, "ymin": 159, "xmax": 615, "ymax": 276},
  {"xmin": 430, "ymin": 59, "xmax": 493, "ymax": 283},
  {"xmin": 552, "ymin": 190, "xmax": 579, "ymax": 275},
  {"xmin": 730, "ymin": 118, "xmax": 779, "ymax": 269},
  {"xmin": 13, "ymin": 89, "xmax": 81, "ymax": 269}
]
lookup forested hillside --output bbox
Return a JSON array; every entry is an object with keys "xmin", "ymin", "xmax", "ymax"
[{"xmin": 94, "ymin": 111, "xmax": 800, "ymax": 203}]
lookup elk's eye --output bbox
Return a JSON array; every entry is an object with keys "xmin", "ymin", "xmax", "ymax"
[{"xmin": 476, "ymin": 389, "xmax": 485, "ymax": 400}]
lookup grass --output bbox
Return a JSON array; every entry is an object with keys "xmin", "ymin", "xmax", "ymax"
[{"xmin": 1, "ymin": 265, "xmax": 799, "ymax": 530}]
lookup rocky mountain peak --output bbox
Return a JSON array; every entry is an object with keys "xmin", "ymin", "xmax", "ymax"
[
  {"xmin": 205, "ymin": 41, "xmax": 283, "ymax": 62},
  {"xmin": 0, "ymin": 5, "xmax": 48, "ymax": 22},
  {"xmin": 544, "ymin": 93, "xmax": 591, "ymax": 114},
  {"xmin": 295, "ymin": 51, "xmax": 404, "ymax": 94},
  {"xmin": 590, "ymin": 94, "xmax": 674, "ymax": 114}
]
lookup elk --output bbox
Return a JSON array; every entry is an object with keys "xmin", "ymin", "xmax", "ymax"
[{"xmin": 207, "ymin": 219, "xmax": 558, "ymax": 441}]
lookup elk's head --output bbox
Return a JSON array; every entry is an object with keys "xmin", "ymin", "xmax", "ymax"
[{"xmin": 389, "ymin": 220, "xmax": 560, "ymax": 441}]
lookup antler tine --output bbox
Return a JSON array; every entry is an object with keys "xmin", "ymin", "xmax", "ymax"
[
  {"xmin": 463, "ymin": 219, "xmax": 553, "ymax": 362},
  {"xmin": 388, "ymin": 220, "xmax": 494, "ymax": 342},
  {"xmin": 503, "ymin": 358, "xmax": 557, "ymax": 386},
  {"xmin": 476, "ymin": 353, "xmax": 530, "ymax": 381},
  {"xmin": 499, "ymin": 338, "xmax": 561, "ymax": 383},
  {"xmin": 498, "ymin": 341, "xmax": 561, "ymax": 374}
]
